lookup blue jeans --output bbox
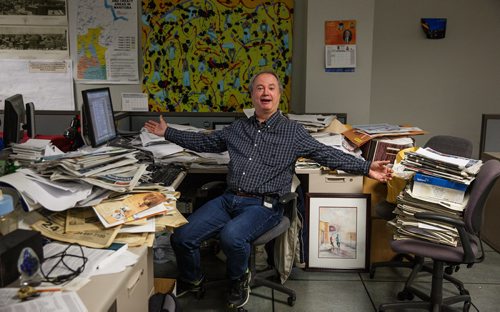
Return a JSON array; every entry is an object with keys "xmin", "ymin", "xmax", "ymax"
[{"xmin": 171, "ymin": 192, "xmax": 283, "ymax": 282}]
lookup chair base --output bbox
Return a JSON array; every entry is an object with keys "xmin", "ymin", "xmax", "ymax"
[
  {"xmin": 369, "ymin": 253, "xmax": 416, "ymax": 278},
  {"xmin": 250, "ymin": 268, "xmax": 296, "ymax": 307},
  {"xmin": 378, "ymin": 260, "xmax": 472, "ymax": 312}
]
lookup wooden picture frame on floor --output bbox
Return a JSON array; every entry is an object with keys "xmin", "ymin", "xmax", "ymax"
[{"xmin": 305, "ymin": 193, "xmax": 370, "ymax": 272}]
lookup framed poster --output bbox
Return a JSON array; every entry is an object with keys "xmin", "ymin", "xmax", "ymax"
[{"xmin": 306, "ymin": 193, "xmax": 370, "ymax": 271}]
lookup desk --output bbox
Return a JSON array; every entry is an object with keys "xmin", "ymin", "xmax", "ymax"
[
  {"xmin": 77, "ymin": 246, "xmax": 154, "ymax": 312},
  {"xmin": 481, "ymin": 152, "xmax": 500, "ymax": 252}
]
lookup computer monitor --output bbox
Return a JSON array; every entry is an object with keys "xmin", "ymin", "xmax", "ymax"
[
  {"xmin": 25, "ymin": 102, "xmax": 36, "ymax": 139},
  {"xmin": 81, "ymin": 87, "xmax": 118, "ymax": 147},
  {"xmin": 3, "ymin": 94, "xmax": 26, "ymax": 146}
]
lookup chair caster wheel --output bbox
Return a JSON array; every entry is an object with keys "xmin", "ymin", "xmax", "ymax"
[
  {"xmin": 195, "ymin": 287, "xmax": 205, "ymax": 299},
  {"xmin": 369, "ymin": 269, "xmax": 375, "ymax": 279},
  {"xmin": 397, "ymin": 289, "xmax": 414, "ymax": 301},
  {"xmin": 287, "ymin": 295, "xmax": 296, "ymax": 306}
]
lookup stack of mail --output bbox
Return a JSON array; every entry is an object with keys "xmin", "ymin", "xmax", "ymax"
[
  {"xmin": 8, "ymin": 139, "xmax": 61, "ymax": 166},
  {"xmin": 388, "ymin": 148, "xmax": 483, "ymax": 247},
  {"xmin": 0, "ymin": 146, "xmax": 172, "ymax": 212},
  {"xmin": 139, "ymin": 125, "xmax": 229, "ymax": 166},
  {"xmin": 400, "ymin": 147, "xmax": 482, "ymax": 184},
  {"xmin": 287, "ymin": 114, "xmax": 336, "ymax": 132}
]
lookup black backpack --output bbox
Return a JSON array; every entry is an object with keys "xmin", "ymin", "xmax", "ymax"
[{"xmin": 149, "ymin": 293, "xmax": 181, "ymax": 312}]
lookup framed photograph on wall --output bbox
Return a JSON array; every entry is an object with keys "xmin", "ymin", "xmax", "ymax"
[{"xmin": 306, "ymin": 193, "xmax": 370, "ymax": 271}]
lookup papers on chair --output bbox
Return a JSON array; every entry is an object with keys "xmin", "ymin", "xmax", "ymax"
[{"xmin": 401, "ymin": 147, "xmax": 482, "ymax": 184}]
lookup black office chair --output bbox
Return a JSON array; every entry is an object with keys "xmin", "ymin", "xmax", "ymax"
[
  {"xmin": 370, "ymin": 135, "xmax": 474, "ymax": 278},
  {"xmin": 379, "ymin": 159, "xmax": 500, "ymax": 311},
  {"xmin": 194, "ymin": 181, "xmax": 297, "ymax": 308}
]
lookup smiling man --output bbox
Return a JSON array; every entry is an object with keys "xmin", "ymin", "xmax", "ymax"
[{"xmin": 144, "ymin": 70, "xmax": 392, "ymax": 309}]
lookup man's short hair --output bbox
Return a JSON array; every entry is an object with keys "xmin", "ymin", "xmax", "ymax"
[{"xmin": 248, "ymin": 70, "xmax": 284, "ymax": 94}]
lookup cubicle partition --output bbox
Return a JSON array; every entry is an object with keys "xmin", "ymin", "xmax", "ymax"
[{"xmin": 479, "ymin": 114, "xmax": 500, "ymax": 158}]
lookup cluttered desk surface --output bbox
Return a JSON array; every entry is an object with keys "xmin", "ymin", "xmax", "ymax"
[{"xmin": 0, "ymin": 115, "xmax": 428, "ymax": 310}]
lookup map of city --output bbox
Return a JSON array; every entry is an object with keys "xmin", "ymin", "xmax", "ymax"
[{"xmin": 141, "ymin": 0, "xmax": 294, "ymax": 112}]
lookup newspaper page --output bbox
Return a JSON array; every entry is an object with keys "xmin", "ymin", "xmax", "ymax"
[
  {"xmin": 31, "ymin": 219, "xmax": 120, "ymax": 249},
  {"xmin": 66, "ymin": 207, "xmax": 105, "ymax": 233},
  {"xmin": 93, "ymin": 192, "xmax": 168, "ymax": 228}
]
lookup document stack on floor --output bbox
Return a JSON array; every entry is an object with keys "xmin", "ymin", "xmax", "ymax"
[{"xmin": 389, "ymin": 148, "xmax": 483, "ymax": 247}]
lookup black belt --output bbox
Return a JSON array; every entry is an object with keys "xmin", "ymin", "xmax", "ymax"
[{"xmin": 232, "ymin": 191, "xmax": 279, "ymax": 199}]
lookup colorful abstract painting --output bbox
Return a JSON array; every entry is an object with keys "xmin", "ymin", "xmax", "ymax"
[{"xmin": 141, "ymin": 0, "xmax": 293, "ymax": 112}]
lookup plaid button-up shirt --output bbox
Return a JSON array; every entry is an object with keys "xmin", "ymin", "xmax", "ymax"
[{"xmin": 165, "ymin": 111, "xmax": 370, "ymax": 196}]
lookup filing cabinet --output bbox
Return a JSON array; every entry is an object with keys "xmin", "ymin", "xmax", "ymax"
[{"xmin": 307, "ymin": 171, "xmax": 363, "ymax": 193}]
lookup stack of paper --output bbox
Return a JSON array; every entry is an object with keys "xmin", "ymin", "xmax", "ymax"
[
  {"xmin": 388, "ymin": 148, "xmax": 483, "ymax": 247},
  {"xmin": 8, "ymin": 139, "xmax": 60, "ymax": 166},
  {"xmin": 139, "ymin": 125, "xmax": 230, "ymax": 166},
  {"xmin": 400, "ymin": 147, "xmax": 482, "ymax": 184},
  {"xmin": 287, "ymin": 114, "xmax": 336, "ymax": 132}
]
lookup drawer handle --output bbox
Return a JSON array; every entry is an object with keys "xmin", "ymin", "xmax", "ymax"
[
  {"xmin": 127, "ymin": 268, "xmax": 144, "ymax": 296},
  {"xmin": 325, "ymin": 177, "xmax": 351, "ymax": 183}
]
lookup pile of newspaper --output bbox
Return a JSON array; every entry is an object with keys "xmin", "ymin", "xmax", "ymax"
[
  {"xmin": 389, "ymin": 148, "xmax": 483, "ymax": 247},
  {"xmin": 0, "ymin": 146, "xmax": 175, "ymax": 212},
  {"xmin": 0, "ymin": 144, "xmax": 189, "ymax": 249},
  {"xmin": 287, "ymin": 114, "xmax": 336, "ymax": 132},
  {"xmin": 138, "ymin": 125, "xmax": 229, "ymax": 166},
  {"xmin": 8, "ymin": 139, "xmax": 58, "ymax": 166}
]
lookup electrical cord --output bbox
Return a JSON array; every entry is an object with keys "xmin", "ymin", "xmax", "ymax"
[{"xmin": 40, "ymin": 243, "xmax": 88, "ymax": 285}]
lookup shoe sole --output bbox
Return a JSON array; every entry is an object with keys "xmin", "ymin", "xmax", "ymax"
[{"xmin": 228, "ymin": 271, "xmax": 251, "ymax": 308}]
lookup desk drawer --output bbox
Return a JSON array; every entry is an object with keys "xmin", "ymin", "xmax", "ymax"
[{"xmin": 308, "ymin": 173, "xmax": 363, "ymax": 193}]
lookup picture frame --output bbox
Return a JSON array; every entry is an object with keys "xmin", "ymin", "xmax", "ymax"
[{"xmin": 305, "ymin": 193, "xmax": 370, "ymax": 272}]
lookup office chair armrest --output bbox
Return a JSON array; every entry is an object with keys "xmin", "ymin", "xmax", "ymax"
[
  {"xmin": 279, "ymin": 192, "xmax": 298, "ymax": 219},
  {"xmin": 200, "ymin": 181, "xmax": 227, "ymax": 192},
  {"xmin": 279, "ymin": 192, "xmax": 298, "ymax": 205},
  {"xmin": 414, "ymin": 212, "xmax": 475, "ymax": 263}
]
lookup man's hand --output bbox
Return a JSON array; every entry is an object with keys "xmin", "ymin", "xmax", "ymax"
[
  {"xmin": 368, "ymin": 160, "xmax": 393, "ymax": 183},
  {"xmin": 144, "ymin": 115, "xmax": 168, "ymax": 137}
]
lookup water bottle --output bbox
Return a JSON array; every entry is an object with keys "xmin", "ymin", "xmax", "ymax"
[{"xmin": 0, "ymin": 189, "xmax": 16, "ymax": 236}]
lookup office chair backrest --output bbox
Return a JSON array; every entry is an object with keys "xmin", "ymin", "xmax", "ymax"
[
  {"xmin": 423, "ymin": 135, "xmax": 473, "ymax": 158},
  {"xmin": 463, "ymin": 160, "xmax": 500, "ymax": 234}
]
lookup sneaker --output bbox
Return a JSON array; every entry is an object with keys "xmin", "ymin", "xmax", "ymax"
[
  {"xmin": 227, "ymin": 269, "xmax": 251, "ymax": 308},
  {"xmin": 176, "ymin": 275, "xmax": 205, "ymax": 298}
]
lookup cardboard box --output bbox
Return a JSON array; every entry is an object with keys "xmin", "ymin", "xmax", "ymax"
[
  {"xmin": 412, "ymin": 173, "xmax": 468, "ymax": 203},
  {"xmin": 154, "ymin": 278, "xmax": 176, "ymax": 295}
]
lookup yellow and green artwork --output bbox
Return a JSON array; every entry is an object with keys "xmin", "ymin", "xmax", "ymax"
[{"xmin": 141, "ymin": 0, "xmax": 293, "ymax": 112}]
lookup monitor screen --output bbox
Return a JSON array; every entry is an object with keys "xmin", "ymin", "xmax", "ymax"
[
  {"xmin": 81, "ymin": 87, "xmax": 117, "ymax": 147},
  {"xmin": 3, "ymin": 94, "xmax": 26, "ymax": 147}
]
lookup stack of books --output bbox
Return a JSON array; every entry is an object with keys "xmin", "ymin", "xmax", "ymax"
[{"xmin": 389, "ymin": 148, "xmax": 482, "ymax": 247}]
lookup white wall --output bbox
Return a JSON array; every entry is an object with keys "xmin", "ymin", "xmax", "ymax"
[
  {"xmin": 370, "ymin": 0, "xmax": 500, "ymax": 157},
  {"xmin": 304, "ymin": 0, "xmax": 375, "ymax": 124},
  {"xmin": 304, "ymin": 0, "xmax": 500, "ymax": 157}
]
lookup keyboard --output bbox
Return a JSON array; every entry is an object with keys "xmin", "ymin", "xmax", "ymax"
[
  {"xmin": 108, "ymin": 136, "xmax": 134, "ymax": 149},
  {"xmin": 148, "ymin": 164, "xmax": 186, "ymax": 186}
]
